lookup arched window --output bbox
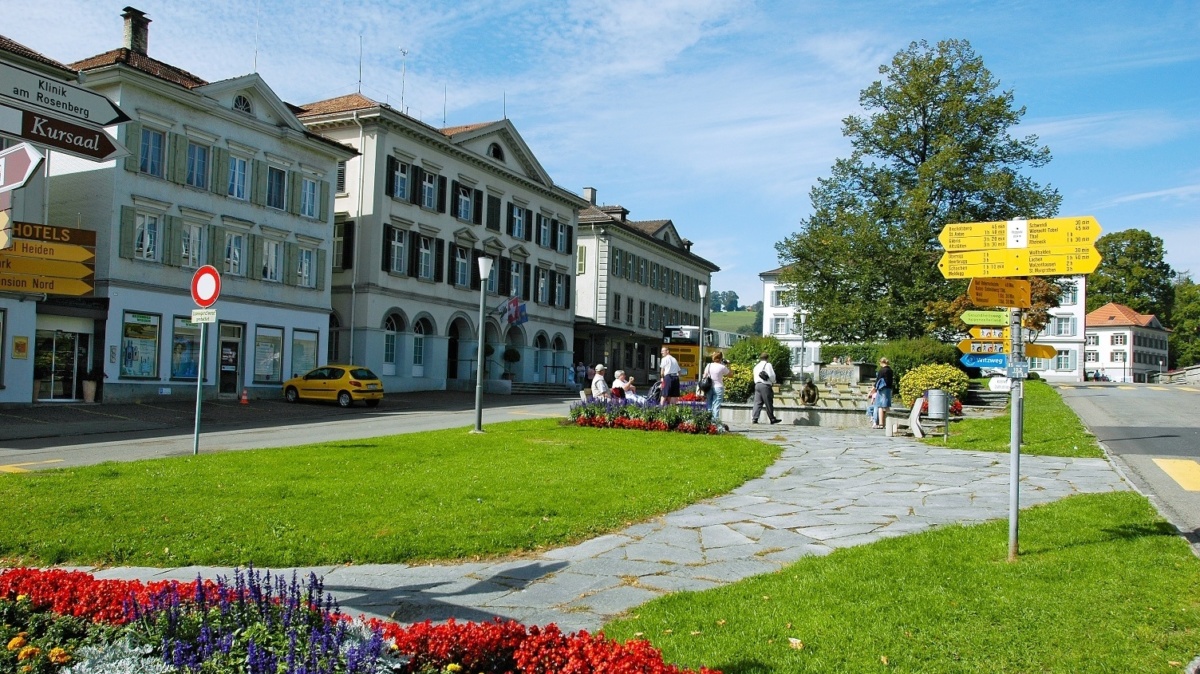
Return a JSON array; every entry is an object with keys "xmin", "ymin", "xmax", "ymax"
[
  {"xmin": 413, "ymin": 321, "xmax": 425, "ymax": 367},
  {"xmin": 383, "ymin": 314, "xmax": 401, "ymax": 375},
  {"xmin": 233, "ymin": 94, "xmax": 253, "ymax": 114},
  {"xmin": 487, "ymin": 143, "xmax": 505, "ymax": 161}
]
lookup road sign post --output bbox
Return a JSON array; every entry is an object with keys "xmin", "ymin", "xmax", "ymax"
[
  {"xmin": 1008, "ymin": 308, "xmax": 1026, "ymax": 562},
  {"xmin": 191, "ymin": 266, "xmax": 221, "ymax": 456}
]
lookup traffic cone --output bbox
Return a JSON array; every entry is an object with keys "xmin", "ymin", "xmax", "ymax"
[{"xmin": 240, "ymin": 388, "xmax": 249, "ymax": 405}]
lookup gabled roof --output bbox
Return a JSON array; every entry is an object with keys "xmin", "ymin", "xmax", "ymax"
[
  {"xmin": 71, "ymin": 47, "xmax": 207, "ymax": 89},
  {"xmin": 0, "ymin": 34, "xmax": 76, "ymax": 76},
  {"xmin": 295, "ymin": 92, "xmax": 379, "ymax": 117},
  {"xmin": 197, "ymin": 73, "xmax": 306, "ymax": 135},
  {"xmin": 577, "ymin": 201, "xmax": 718, "ymax": 272},
  {"xmin": 1085, "ymin": 302, "xmax": 1164, "ymax": 330}
]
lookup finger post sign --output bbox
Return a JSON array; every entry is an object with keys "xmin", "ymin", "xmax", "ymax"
[{"xmin": 191, "ymin": 265, "xmax": 221, "ymax": 308}]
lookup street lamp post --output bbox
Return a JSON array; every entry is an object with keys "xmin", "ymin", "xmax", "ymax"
[
  {"xmin": 473, "ymin": 256, "xmax": 494, "ymax": 434},
  {"xmin": 798, "ymin": 309, "xmax": 808, "ymax": 380},
  {"xmin": 698, "ymin": 283, "xmax": 708, "ymax": 383}
]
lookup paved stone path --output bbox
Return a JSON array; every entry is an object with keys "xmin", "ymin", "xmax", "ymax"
[{"xmin": 90, "ymin": 426, "xmax": 1128, "ymax": 633}]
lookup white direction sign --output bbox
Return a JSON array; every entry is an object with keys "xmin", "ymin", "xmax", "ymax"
[
  {"xmin": 0, "ymin": 142, "xmax": 43, "ymax": 194},
  {"xmin": 0, "ymin": 61, "xmax": 131, "ymax": 127}
]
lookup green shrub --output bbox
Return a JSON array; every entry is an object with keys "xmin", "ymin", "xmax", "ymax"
[
  {"xmin": 898, "ymin": 363, "xmax": 970, "ymax": 407},
  {"xmin": 726, "ymin": 336, "xmax": 791, "ymax": 381},
  {"xmin": 820, "ymin": 343, "xmax": 881, "ymax": 364},
  {"xmin": 1026, "ymin": 371, "xmax": 1041, "ymax": 381},
  {"xmin": 721, "ymin": 363, "xmax": 755, "ymax": 403},
  {"xmin": 880, "ymin": 338, "xmax": 959, "ymax": 383}
]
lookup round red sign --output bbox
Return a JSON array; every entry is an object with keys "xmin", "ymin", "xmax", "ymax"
[{"xmin": 191, "ymin": 265, "xmax": 221, "ymax": 308}]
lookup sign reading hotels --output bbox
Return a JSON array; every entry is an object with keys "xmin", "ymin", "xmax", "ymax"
[{"xmin": 0, "ymin": 221, "xmax": 95, "ymax": 296}]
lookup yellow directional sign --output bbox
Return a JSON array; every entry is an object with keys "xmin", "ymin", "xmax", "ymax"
[
  {"xmin": 1, "ymin": 238, "xmax": 95, "ymax": 263},
  {"xmin": 939, "ymin": 246, "xmax": 1101, "ymax": 278},
  {"xmin": 958, "ymin": 339, "xmax": 1008, "ymax": 355},
  {"xmin": 1025, "ymin": 343, "xmax": 1058, "ymax": 359},
  {"xmin": 0, "ymin": 255, "xmax": 93, "ymax": 279},
  {"xmin": 968, "ymin": 278, "xmax": 1031, "ymax": 308},
  {"xmin": 939, "ymin": 216, "xmax": 1102, "ymax": 251},
  {"xmin": 0, "ymin": 271, "xmax": 93, "ymax": 296},
  {"xmin": 969, "ymin": 326, "xmax": 1009, "ymax": 340}
]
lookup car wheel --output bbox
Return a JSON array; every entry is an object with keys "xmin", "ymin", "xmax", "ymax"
[
  {"xmin": 337, "ymin": 391, "xmax": 353, "ymax": 408},
  {"xmin": 285, "ymin": 387, "xmax": 299, "ymax": 403},
  {"xmin": 365, "ymin": 399, "xmax": 380, "ymax": 408}
]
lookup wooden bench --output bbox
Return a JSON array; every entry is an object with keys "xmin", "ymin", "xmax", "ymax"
[{"xmin": 885, "ymin": 403, "xmax": 925, "ymax": 438}]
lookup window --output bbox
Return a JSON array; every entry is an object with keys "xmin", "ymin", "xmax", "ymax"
[
  {"xmin": 510, "ymin": 261, "xmax": 523, "ymax": 297},
  {"xmin": 1113, "ymin": 350, "xmax": 1127, "ymax": 362},
  {"xmin": 792, "ymin": 347, "xmax": 807, "ymax": 366},
  {"xmin": 537, "ymin": 268, "xmax": 549, "ymax": 304},
  {"xmin": 253, "ymin": 326, "xmax": 284, "ymax": 383},
  {"xmin": 1060, "ymin": 285, "xmax": 1078, "ymax": 305},
  {"xmin": 638, "ymin": 301, "xmax": 646, "ymax": 328},
  {"xmin": 421, "ymin": 171, "xmax": 437, "ymax": 209},
  {"xmin": 418, "ymin": 236, "xmax": 433, "ymax": 279},
  {"xmin": 1053, "ymin": 316, "xmax": 1074, "ymax": 337},
  {"xmin": 773, "ymin": 317, "xmax": 788, "ymax": 334},
  {"xmin": 454, "ymin": 247, "xmax": 469, "ymax": 286},
  {"xmin": 134, "ymin": 213, "xmax": 160, "ymax": 261},
  {"xmin": 139, "ymin": 127, "xmax": 165, "ymax": 177},
  {"xmin": 1085, "ymin": 351, "xmax": 1098, "ymax": 362},
  {"xmin": 412, "ymin": 322, "xmax": 425, "ymax": 367},
  {"xmin": 612, "ymin": 248, "xmax": 622, "ymax": 277},
  {"xmin": 383, "ymin": 315, "xmax": 399, "ymax": 372},
  {"xmin": 456, "ymin": 186, "xmax": 472, "ymax": 220},
  {"xmin": 170, "ymin": 317, "xmax": 201, "ymax": 379},
  {"xmin": 333, "ymin": 222, "xmax": 346, "ymax": 270},
  {"xmin": 336, "ymin": 161, "xmax": 346, "ymax": 193},
  {"xmin": 626, "ymin": 297, "xmax": 634, "ymax": 325},
  {"xmin": 291, "ymin": 330, "xmax": 319, "ymax": 379},
  {"xmin": 651, "ymin": 263, "xmax": 659, "ymax": 288},
  {"xmin": 233, "ymin": 94, "xmax": 253, "ymax": 114},
  {"xmin": 296, "ymin": 247, "xmax": 315, "ymax": 288},
  {"xmin": 486, "ymin": 256, "xmax": 498, "ymax": 293},
  {"xmin": 266, "ymin": 166, "xmax": 287, "ymax": 210},
  {"xmin": 771, "ymin": 290, "xmax": 785, "ymax": 306},
  {"xmin": 391, "ymin": 161, "xmax": 409, "ymax": 200},
  {"xmin": 512, "ymin": 206, "xmax": 525, "ymax": 239},
  {"xmin": 638, "ymin": 259, "xmax": 647, "ymax": 285},
  {"xmin": 1055, "ymin": 350, "xmax": 1073, "ymax": 370},
  {"xmin": 613, "ymin": 293, "xmax": 622, "ymax": 323},
  {"xmin": 224, "ymin": 232, "xmax": 245, "ymax": 275},
  {"xmin": 577, "ymin": 245, "xmax": 586, "ymax": 274},
  {"xmin": 1029, "ymin": 357, "xmax": 1046, "ymax": 370},
  {"xmin": 389, "ymin": 229, "xmax": 407, "ymax": 274},
  {"xmin": 227, "ymin": 155, "xmax": 248, "ymax": 200},
  {"xmin": 1086, "ymin": 334, "xmax": 1098, "ymax": 346},
  {"xmin": 180, "ymin": 223, "xmax": 203, "ymax": 268},
  {"xmin": 262, "ymin": 239, "xmax": 282, "ymax": 282},
  {"xmin": 538, "ymin": 216, "xmax": 551, "ymax": 247},
  {"xmin": 120, "ymin": 312, "xmax": 160, "ymax": 378},
  {"xmin": 300, "ymin": 177, "xmax": 318, "ymax": 218},
  {"xmin": 186, "ymin": 141, "xmax": 209, "ymax": 189},
  {"xmin": 488, "ymin": 143, "xmax": 504, "ymax": 161},
  {"xmin": 1111, "ymin": 334, "xmax": 1127, "ymax": 346},
  {"xmin": 556, "ymin": 274, "xmax": 566, "ymax": 307},
  {"xmin": 557, "ymin": 222, "xmax": 568, "ymax": 253}
]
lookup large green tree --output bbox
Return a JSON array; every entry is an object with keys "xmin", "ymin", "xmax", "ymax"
[
  {"xmin": 1086, "ymin": 229, "xmax": 1175, "ymax": 321},
  {"xmin": 1169, "ymin": 275, "xmax": 1200, "ymax": 368},
  {"xmin": 776, "ymin": 39, "xmax": 1060, "ymax": 342}
]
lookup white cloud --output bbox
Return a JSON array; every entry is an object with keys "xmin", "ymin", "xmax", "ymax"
[
  {"xmin": 1107, "ymin": 183, "xmax": 1200, "ymax": 206},
  {"xmin": 1023, "ymin": 110, "xmax": 1191, "ymax": 152}
]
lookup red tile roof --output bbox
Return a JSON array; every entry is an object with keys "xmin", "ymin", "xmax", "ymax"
[
  {"xmin": 295, "ymin": 92, "xmax": 381, "ymax": 117},
  {"xmin": 70, "ymin": 48, "xmax": 207, "ymax": 89},
  {"xmin": 1085, "ymin": 302, "xmax": 1157, "ymax": 328},
  {"xmin": 0, "ymin": 35, "xmax": 75, "ymax": 74},
  {"xmin": 441, "ymin": 121, "xmax": 496, "ymax": 136}
]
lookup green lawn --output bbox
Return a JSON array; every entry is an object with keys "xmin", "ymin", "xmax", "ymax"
[
  {"xmin": 606, "ymin": 491, "xmax": 1200, "ymax": 673},
  {"xmin": 0, "ymin": 419, "xmax": 778, "ymax": 568},
  {"xmin": 931, "ymin": 379, "xmax": 1103, "ymax": 458},
  {"xmin": 707, "ymin": 310, "xmax": 756, "ymax": 334}
]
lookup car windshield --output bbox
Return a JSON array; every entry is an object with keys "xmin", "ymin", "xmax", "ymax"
[{"xmin": 349, "ymin": 368, "xmax": 378, "ymax": 380}]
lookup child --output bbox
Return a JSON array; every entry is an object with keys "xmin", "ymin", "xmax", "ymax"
[{"xmin": 866, "ymin": 388, "xmax": 877, "ymax": 423}]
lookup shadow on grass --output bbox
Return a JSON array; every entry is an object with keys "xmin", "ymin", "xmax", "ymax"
[
  {"xmin": 714, "ymin": 659, "xmax": 773, "ymax": 674},
  {"xmin": 1019, "ymin": 520, "xmax": 1179, "ymax": 556}
]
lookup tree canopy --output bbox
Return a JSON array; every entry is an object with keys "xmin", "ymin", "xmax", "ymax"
[
  {"xmin": 1086, "ymin": 229, "xmax": 1176, "ymax": 322},
  {"xmin": 776, "ymin": 39, "xmax": 1060, "ymax": 342},
  {"xmin": 1168, "ymin": 275, "xmax": 1199, "ymax": 369}
]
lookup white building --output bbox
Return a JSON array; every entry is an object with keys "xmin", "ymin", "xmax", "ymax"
[
  {"xmin": 574, "ymin": 188, "xmax": 719, "ymax": 384},
  {"xmin": 1085, "ymin": 302, "xmax": 1169, "ymax": 383},
  {"xmin": 296, "ymin": 95, "xmax": 585, "ymax": 391},
  {"xmin": 1026, "ymin": 275, "xmax": 1087, "ymax": 382},
  {"xmin": 42, "ymin": 7, "xmax": 354, "ymax": 403},
  {"xmin": 759, "ymin": 267, "xmax": 820, "ymax": 378}
]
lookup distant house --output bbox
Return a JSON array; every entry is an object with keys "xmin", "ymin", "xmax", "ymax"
[
  {"xmin": 1085, "ymin": 302, "xmax": 1170, "ymax": 383},
  {"xmin": 758, "ymin": 267, "xmax": 819, "ymax": 378},
  {"xmin": 1026, "ymin": 275, "xmax": 1087, "ymax": 383}
]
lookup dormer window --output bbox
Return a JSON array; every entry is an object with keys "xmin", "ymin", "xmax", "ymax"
[
  {"xmin": 488, "ymin": 143, "xmax": 505, "ymax": 161},
  {"xmin": 233, "ymin": 95, "xmax": 253, "ymax": 114}
]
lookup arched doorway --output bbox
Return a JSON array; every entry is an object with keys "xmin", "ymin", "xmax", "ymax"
[{"xmin": 447, "ymin": 316, "xmax": 472, "ymax": 380}]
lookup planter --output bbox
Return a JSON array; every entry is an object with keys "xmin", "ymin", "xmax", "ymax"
[{"xmin": 81, "ymin": 380, "xmax": 98, "ymax": 403}]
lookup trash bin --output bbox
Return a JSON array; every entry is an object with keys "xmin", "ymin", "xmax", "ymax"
[{"xmin": 926, "ymin": 389, "xmax": 949, "ymax": 422}]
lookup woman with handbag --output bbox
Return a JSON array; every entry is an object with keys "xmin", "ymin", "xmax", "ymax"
[{"xmin": 701, "ymin": 351, "xmax": 731, "ymax": 424}]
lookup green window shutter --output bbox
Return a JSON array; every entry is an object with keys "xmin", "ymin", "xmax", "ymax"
[
  {"xmin": 288, "ymin": 171, "xmax": 302, "ymax": 215},
  {"xmin": 251, "ymin": 160, "xmax": 266, "ymax": 206},
  {"xmin": 119, "ymin": 206, "xmax": 136, "ymax": 258},
  {"xmin": 208, "ymin": 226, "xmax": 225, "ymax": 266},
  {"xmin": 211, "ymin": 147, "xmax": 228, "ymax": 195},
  {"xmin": 164, "ymin": 216, "xmax": 182, "ymax": 266},
  {"xmin": 168, "ymin": 133, "xmax": 188, "ymax": 184},
  {"xmin": 319, "ymin": 180, "xmax": 330, "ymax": 221},
  {"xmin": 316, "ymin": 249, "xmax": 327, "ymax": 290},
  {"xmin": 284, "ymin": 242, "xmax": 298, "ymax": 286},
  {"xmin": 248, "ymin": 234, "xmax": 262, "ymax": 279},
  {"xmin": 123, "ymin": 122, "xmax": 142, "ymax": 172}
]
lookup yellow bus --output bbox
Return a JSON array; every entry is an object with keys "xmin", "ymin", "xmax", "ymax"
[{"xmin": 661, "ymin": 325, "xmax": 746, "ymax": 387}]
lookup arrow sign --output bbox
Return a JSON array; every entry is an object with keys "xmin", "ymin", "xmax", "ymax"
[
  {"xmin": 0, "ymin": 271, "xmax": 92, "ymax": 296},
  {"xmin": 939, "ymin": 246, "xmax": 1101, "ymax": 278},
  {"xmin": 969, "ymin": 326, "xmax": 1009, "ymax": 340},
  {"xmin": 958, "ymin": 339, "xmax": 1008, "ymax": 355},
  {"xmin": 961, "ymin": 353, "xmax": 1007, "ymax": 368},
  {"xmin": 0, "ymin": 142, "xmax": 44, "ymax": 194},
  {"xmin": 3, "ymin": 239, "xmax": 95, "ymax": 263},
  {"xmin": 0, "ymin": 255, "xmax": 92, "ymax": 279},
  {"xmin": 968, "ymin": 278, "xmax": 1031, "ymax": 308},
  {"xmin": 0, "ymin": 61, "xmax": 131, "ymax": 127},
  {"xmin": 0, "ymin": 102, "xmax": 128, "ymax": 162},
  {"xmin": 1024, "ymin": 343, "xmax": 1059, "ymax": 360},
  {"xmin": 0, "ymin": 211, "xmax": 10, "ymax": 250},
  {"xmin": 939, "ymin": 216, "xmax": 1103, "ymax": 251},
  {"xmin": 961, "ymin": 310, "xmax": 1009, "ymax": 326}
]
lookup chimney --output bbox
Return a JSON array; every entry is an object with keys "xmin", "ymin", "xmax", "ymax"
[
  {"xmin": 122, "ymin": 7, "xmax": 151, "ymax": 55},
  {"xmin": 583, "ymin": 187, "xmax": 597, "ymax": 205}
]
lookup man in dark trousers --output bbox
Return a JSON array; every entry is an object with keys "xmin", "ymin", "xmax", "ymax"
[{"xmin": 751, "ymin": 352, "xmax": 781, "ymax": 424}]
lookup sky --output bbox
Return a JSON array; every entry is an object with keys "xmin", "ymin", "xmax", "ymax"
[{"xmin": 4, "ymin": 0, "xmax": 1198, "ymax": 307}]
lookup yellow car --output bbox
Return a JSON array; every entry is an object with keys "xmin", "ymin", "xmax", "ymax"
[{"xmin": 283, "ymin": 365, "xmax": 384, "ymax": 408}]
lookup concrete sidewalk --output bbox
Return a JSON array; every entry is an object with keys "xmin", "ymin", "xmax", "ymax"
[{"xmin": 83, "ymin": 425, "xmax": 1129, "ymax": 633}]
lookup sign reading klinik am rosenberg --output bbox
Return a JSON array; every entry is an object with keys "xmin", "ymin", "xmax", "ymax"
[{"xmin": 0, "ymin": 61, "xmax": 131, "ymax": 127}]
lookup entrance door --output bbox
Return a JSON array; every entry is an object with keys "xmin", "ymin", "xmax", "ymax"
[
  {"xmin": 34, "ymin": 329, "xmax": 89, "ymax": 401},
  {"xmin": 219, "ymin": 323, "xmax": 244, "ymax": 396}
]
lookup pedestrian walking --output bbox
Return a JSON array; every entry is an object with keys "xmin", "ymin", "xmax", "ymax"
[
  {"xmin": 751, "ymin": 352, "xmax": 781, "ymax": 424},
  {"xmin": 659, "ymin": 346, "xmax": 681, "ymax": 405}
]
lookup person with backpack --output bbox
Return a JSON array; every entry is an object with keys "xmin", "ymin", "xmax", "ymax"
[{"xmin": 751, "ymin": 352, "xmax": 781, "ymax": 425}]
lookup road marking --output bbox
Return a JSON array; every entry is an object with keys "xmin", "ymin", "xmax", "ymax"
[
  {"xmin": 0, "ymin": 459, "xmax": 64, "ymax": 473},
  {"xmin": 1149, "ymin": 386, "xmax": 1168, "ymax": 391},
  {"xmin": 1118, "ymin": 385, "xmax": 1136, "ymax": 390},
  {"xmin": 1153, "ymin": 458, "xmax": 1200, "ymax": 491},
  {"xmin": 1180, "ymin": 387, "xmax": 1199, "ymax": 392}
]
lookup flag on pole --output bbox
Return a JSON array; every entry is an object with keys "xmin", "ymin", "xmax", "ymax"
[{"xmin": 515, "ymin": 303, "xmax": 529, "ymax": 325}]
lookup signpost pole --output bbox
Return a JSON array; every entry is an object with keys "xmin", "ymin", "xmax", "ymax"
[
  {"xmin": 1008, "ymin": 307, "xmax": 1023, "ymax": 562},
  {"xmin": 193, "ymin": 323, "xmax": 205, "ymax": 456}
]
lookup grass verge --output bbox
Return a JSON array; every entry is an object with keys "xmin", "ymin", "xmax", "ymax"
[
  {"xmin": 605, "ymin": 491, "xmax": 1200, "ymax": 673},
  {"xmin": 930, "ymin": 379, "xmax": 1102, "ymax": 458},
  {"xmin": 0, "ymin": 419, "xmax": 777, "ymax": 568}
]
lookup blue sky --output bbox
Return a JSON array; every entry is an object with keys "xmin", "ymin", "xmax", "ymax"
[{"xmin": 6, "ymin": 1, "xmax": 1198, "ymax": 308}]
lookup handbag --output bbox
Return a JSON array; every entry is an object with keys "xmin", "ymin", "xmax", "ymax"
[{"xmin": 699, "ymin": 374, "xmax": 713, "ymax": 393}]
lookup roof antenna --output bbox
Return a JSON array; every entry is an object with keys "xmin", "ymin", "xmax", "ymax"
[
  {"xmin": 503, "ymin": 92, "xmax": 506, "ymax": 119},
  {"xmin": 253, "ymin": 0, "xmax": 260, "ymax": 72},
  {"xmin": 357, "ymin": 35, "xmax": 363, "ymax": 94},
  {"xmin": 443, "ymin": 84, "xmax": 447, "ymax": 126},
  {"xmin": 399, "ymin": 48, "xmax": 408, "ymax": 113}
]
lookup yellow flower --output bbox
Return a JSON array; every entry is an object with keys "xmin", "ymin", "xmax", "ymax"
[
  {"xmin": 446, "ymin": 665, "xmax": 463, "ymax": 673},
  {"xmin": 48, "ymin": 647, "xmax": 71, "ymax": 664},
  {"xmin": 16, "ymin": 594, "xmax": 27, "ymax": 601},
  {"xmin": 7, "ymin": 635, "xmax": 27, "ymax": 650},
  {"xmin": 17, "ymin": 645, "xmax": 40, "ymax": 660}
]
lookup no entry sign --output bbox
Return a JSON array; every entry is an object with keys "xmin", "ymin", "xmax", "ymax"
[{"xmin": 191, "ymin": 265, "xmax": 220, "ymax": 308}]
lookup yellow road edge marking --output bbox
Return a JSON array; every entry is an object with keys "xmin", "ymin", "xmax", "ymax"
[
  {"xmin": 0, "ymin": 465, "xmax": 29, "ymax": 473},
  {"xmin": 1118, "ymin": 385, "xmax": 1136, "ymax": 390},
  {"xmin": 0, "ymin": 459, "xmax": 65, "ymax": 474},
  {"xmin": 1148, "ymin": 386, "xmax": 1168, "ymax": 391},
  {"xmin": 1153, "ymin": 458, "xmax": 1200, "ymax": 492},
  {"xmin": 1179, "ymin": 387, "xmax": 1199, "ymax": 392}
]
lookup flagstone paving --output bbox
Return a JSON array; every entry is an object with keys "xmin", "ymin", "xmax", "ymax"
[{"xmin": 88, "ymin": 426, "xmax": 1128, "ymax": 633}]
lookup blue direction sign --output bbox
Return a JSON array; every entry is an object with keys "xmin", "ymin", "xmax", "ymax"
[{"xmin": 961, "ymin": 353, "xmax": 1007, "ymax": 368}]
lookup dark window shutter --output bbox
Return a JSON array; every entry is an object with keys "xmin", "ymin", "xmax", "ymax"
[
  {"xmin": 550, "ymin": 219, "xmax": 559, "ymax": 250},
  {"xmin": 450, "ymin": 180, "xmax": 460, "ymax": 214},
  {"xmin": 506, "ymin": 203, "xmax": 514, "ymax": 236},
  {"xmin": 437, "ymin": 175, "xmax": 447, "ymax": 213},
  {"xmin": 410, "ymin": 166, "xmax": 422, "ymax": 205},
  {"xmin": 435, "ymin": 238, "xmax": 445, "ymax": 282},
  {"xmin": 499, "ymin": 257, "xmax": 511, "ymax": 296},
  {"xmin": 119, "ymin": 206, "xmax": 136, "ymax": 259},
  {"xmin": 522, "ymin": 263, "xmax": 531, "ymax": 301},
  {"xmin": 385, "ymin": 156, "xmax": 397, "ymax": 197},
  {"xmin": 564, "ymin": 274, "xmax": 572, "ymax": 310},
  {"xmin": 470, "ymin": 250, "xmax": 483, "ymax": 290},
  {"xmin": 342, "ymin": 221, "xmax": 355, "ymax": 270},
  {"xmin": 408, "ymin": 231, "xmax": 420, "ymax": 277},
  {"xmin": 382, "ymin": 225, "xmax": 394, "ymax": 272},
  {"xmin": 473, "ymin": 189, "xmax": 483, "ymax": 224},
  {"xmin": 487, "ymin": 195, "xmax": 501, "ymax": 230},
  {"xmin": 524, "ymin": 209, "xmax": 533, "ymax": 242}
]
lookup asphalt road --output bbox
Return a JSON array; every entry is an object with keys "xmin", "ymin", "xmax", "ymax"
[{"xmin": 1056, "ymin": 382, "xmax": 1200, "ymax": 548}]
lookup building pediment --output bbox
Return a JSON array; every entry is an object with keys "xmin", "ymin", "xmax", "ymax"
[
  {"xmin": 442, "ymin": 120, "xmax": 552, "ymax": 187},
  {"xmin": 196, "ymin": 74, "xmax": 306, "ymax": 133}
]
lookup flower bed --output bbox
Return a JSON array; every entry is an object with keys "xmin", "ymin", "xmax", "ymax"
[
  {"xmin": 1, "ymin": 567, "xmax": 719, "ymax": 673},
  {"xmin": 568, "ymin": 399, "xmax": 718, "ymax": 434}
]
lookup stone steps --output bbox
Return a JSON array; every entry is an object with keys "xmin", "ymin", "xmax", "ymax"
[{"xmin": 510, "ymin": 382, "xmax": 576, "ymax": 396}]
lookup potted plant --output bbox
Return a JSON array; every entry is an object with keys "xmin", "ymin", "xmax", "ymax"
[
  {"xmin": 502, "ymin": 347, "xmax": 521, "ymax": 380},
  {"xmin": 81, "ymin": 366, "xmax": 106, "ymax": 403}
]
